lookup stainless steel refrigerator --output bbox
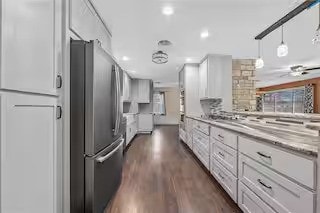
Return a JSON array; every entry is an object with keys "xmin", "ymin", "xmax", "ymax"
[{"xmin": 70, "ymin": 40, "xmax": 124, "ymax": 213}]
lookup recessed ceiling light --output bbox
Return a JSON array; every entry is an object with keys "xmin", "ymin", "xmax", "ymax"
[
  {"xmin": 186, "ymin": 58, "xmax": 192, "ymax": 62},
  {"xmin": 122, "ymin": 56, "xmax": 130, "ymax": 61},
  {"xmin": 162, "ymin": 6, "xmax": 174, "ymax": 16},
  {"xmin": 129, "ymin": 70, "xmax": 136, "ymax": 73},
  {"xmin": 201, "ymin": 30, "xmax": 209, "ymax": 39}
]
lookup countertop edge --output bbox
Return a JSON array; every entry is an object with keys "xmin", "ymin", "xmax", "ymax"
[{"xmin": 186, "ymin": 115, "xmax": 318, "ymax": 158}]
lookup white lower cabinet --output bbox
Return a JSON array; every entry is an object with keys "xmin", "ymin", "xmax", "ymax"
[
  {"xmin": 212, "ymin": 139, "xmax": 238, "ymax": 176},
  {"xmin": 138, "ymin": 114, "xmax": 153, "ymax": 132},
  {"xmin": 211, "ymin": 157, "xmax": 238, "ymax": 202},
  {"xmin": 238, "ymin": 154, "xmax": 315, "ymax": 213},
  {"xmin": 179, "ymin": 128, "xmax": 186, "ymax": 142},
  {"xmin": 238, "ymin": 182, "xmax": 276, "ymax": 213},
  {"xmin": 0, "ymin": 93, "xmax": 60, "ymax": 213}
]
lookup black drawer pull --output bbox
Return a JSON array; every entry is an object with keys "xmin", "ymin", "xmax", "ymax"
[
  {"xmin": 218, "ymin": 134, "xmax": 224, "ymax": 138},
  {"xmin": 257, "ymin": 152, "xmax": 271, "ymax": 159},
  {"xmin": 258, "ymin": 179, "xmax": 272, "ymax": 189},
  {"xmin": 218, "ymin": 152, "xmax": 225, "ymax": 158},
  {"xmin": 218, "ymin": 173, "xmax": 225, "ymax": 180}
]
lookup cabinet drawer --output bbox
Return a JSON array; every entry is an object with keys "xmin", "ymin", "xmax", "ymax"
[
  {"xmin": 239, "ymin": 154, "xmax": 315, "ymax": 213},
  {"xmin": 179, "ymin": 128, "xmax": 186, "ymax": 142},
  {"xmin": 193, "ymin": 142, "xmax": 210, "ymax": 169},
  {"xmin": 193, "ymin": 129, "xmax": 209, "ymax": 151},
  {"xmin": 193, "ymin": 120, "xmax": 210, "ymax": 135},
  {"xmin": 211, "ymin": 157, "xmax": 237, "ymax": 202},
  {"xmin": 239, "ymin": 136, "xmax": 315, "ymax": 189},
  {"xmin": 186, "ymin": 118, "xmax": 193, "ymax": 130},
  {"xmin": 212, "ymin": 140, "xmax": 238, "ymax": 176},
  {"xmin": 238, "ymin": 182, "xmax": 276, "ymax": 213},
  {"xmin": 211, "ymin": 127, "xmax": 237, "ymax": 149}
]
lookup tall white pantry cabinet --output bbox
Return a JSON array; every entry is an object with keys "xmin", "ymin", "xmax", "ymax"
[{"xmin": 0, "ymin": 0, "xmax": 63, "ymax": 213}]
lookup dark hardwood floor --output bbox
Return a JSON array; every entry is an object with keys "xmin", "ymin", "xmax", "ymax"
[{"xmin": 105, "ymin": 125, "xmax": 241, "ymax": 213}]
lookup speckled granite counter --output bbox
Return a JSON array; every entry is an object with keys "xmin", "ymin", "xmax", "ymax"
[{"xmin": 187, "ymin": 115, "xmax": 320, "ymax": 157}]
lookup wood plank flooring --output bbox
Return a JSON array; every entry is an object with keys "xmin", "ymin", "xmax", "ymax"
[{"xmin": 105, "ymin": 125, "xmax": 242, "ymax": 213}]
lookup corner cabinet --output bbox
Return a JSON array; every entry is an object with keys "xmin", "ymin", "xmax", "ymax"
[
  {"xmin": 0, "ymin": 93, "xmax": 61, "ymax": 213},
  {"xmin": 199, "ymin": 55, "xmax": 232, "ymax": 111},
  {"xmin": 132, "ymin": 79, "xmax": 153, "ymax": 103},
  {"xmin": 0, "ymin": 0, "xmax": 62, "ymax": 95}
]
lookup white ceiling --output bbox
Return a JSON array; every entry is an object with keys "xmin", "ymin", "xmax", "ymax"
[{"xmin": 91, "ymin": 0, "xmax": 320, "ymax": 88}]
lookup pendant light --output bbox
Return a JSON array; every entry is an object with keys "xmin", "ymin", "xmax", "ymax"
[
  {"xmin": 277, "ymin": 25, "xmax": 288, "ymax": 57},
  {"xmin": 312, "ymin": 3, "xmax": 320, "ymax": 45},
  {"xmin": 255, "ymin": 40, "xmax": 264, "ymax": 69}
]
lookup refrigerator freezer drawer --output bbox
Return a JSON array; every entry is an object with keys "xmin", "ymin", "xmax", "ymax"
[{"xmin": 85, "ymin": 138, "xmax": 124, "ymax": 213}]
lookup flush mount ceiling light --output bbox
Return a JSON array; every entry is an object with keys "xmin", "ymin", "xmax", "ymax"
[
  {"xmin": 312, "ymin": 3, "xmax": 320, "ymax": 44},
  {"xmin": 152, "ymin": 50, "xmax": 168, "ymax": 64},
  {"xmin": 200, "ymin": 30, "xmax": 209, "ymax": 39},
  {"xmin": 255, "ymin": 40, "xmax": 264, "ymax": 69},
  {"xmin": 162, "ymin": 6, "xmax": 174, "ymax": 16},
  {"xmin": 122, "ymin": 56, "xmax": 130, "ymax": 61},
  {"xmin": 277, "ymin": 25, "xmax": 288, "ymax": 57}
]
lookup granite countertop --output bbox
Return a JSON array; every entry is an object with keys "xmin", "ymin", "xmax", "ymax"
[{"xmin": 187, "ymin": 115, "xmax": 320, "ymax": 157}]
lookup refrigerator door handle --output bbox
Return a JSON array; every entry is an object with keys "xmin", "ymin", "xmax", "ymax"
[
  {"xmin": 113, "ymin": 65, "xmax": 119, "ymax": 135},
  {"xmin": 96, "ymin": 138, "xmax": 124, "ymax": 163},
  {"xmin": 114, "ymin": 66, "xmax": 121, "ymax": 136}
]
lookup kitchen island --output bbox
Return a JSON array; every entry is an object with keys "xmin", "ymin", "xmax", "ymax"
[{"xmin": 180, "ymin": 113, "xmax": 319, "ymax": 213}]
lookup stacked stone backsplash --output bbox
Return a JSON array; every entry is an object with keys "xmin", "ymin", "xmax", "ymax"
[{"xmin": 232, "ymin": 59, "xmax": 256, "ymax": 111}]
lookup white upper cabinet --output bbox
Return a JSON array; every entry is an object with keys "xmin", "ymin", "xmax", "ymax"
[
  {"xmin": 199, "ymin": 59, "xmax": 208, "ymax": 98},
  {"xmin": 122, "ymin": 72, "xmax": 132, "ymax": 102},
  {"xmin": 199, "ymin": 54, "xmax": 232, "ymax": 111},
  {"xmin": 132, "ymin": 79, "xmax": 152, "ymax": 103},
  {"xmin": 70, "ymin": 0, "xmax": 112, "ymax": 53},
  {"xmin": 0, "ymin": 0, "xmax": 62, "ymax": 95},
  {"xmin": 0, "ymin": 93, "xmax": 61, "ymax": 213}
]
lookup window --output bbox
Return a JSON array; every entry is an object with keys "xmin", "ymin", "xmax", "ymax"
[
  {"xmin": 153, "ymin": 92, "xmax": 166, "ymax": 115},
  {"xmin": 262, "ymin": 87, "xmax": 308, "ymax": 113}
]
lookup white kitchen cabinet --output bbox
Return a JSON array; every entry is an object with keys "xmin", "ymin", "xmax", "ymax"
[
  {"xmin": 126, "ymin": 114, "xmax": 137, "ymax": 145},
  {"xmin": 199, "ymin": 59, "xmax": 208, "ymax": 99},
  {"xmin": 238, "ymin": 182, "xmax": 276, "ymax": 213},
  {"xmin": 122, "ymin": 72, "xmax": 132, "ymax": 102},
  {"xmin": 198, "ymin": 54, "xmax": 232, "ymax": 111},
  {"xmin": 239, "ymin": 154, "xmax": 315, "ymax": 213},
  {"xmin": 132, "ymin": 79, "xmax": 153, "ymax": 103},
  {"xmin": 0, "ymin": 93, "xmax": 61, "ymax": 213},
  {"xmin": 1, "ymin": 0, "xmax": 62, "ymax": 95},
  {"xmin": 138, "ymin": 114, "xmax": 153, "ymax": 133},
  {"xmin": 179, "ymin": 64, "xmax": 202, "ymax": 117},
  {"xmin": 239, "ymin": 136, "xmax": 315, "ymax": 189},
  {"xmin": 70, "ymin": 0, "xmax": 112, "ymax": 53},
  {"xmin": 211, "ymin": 157, "xmax": 238, "ymax": 202}
]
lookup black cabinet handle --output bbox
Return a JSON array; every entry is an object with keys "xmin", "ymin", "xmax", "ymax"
[
  {"xmin": 218, "ymin": 152, "xmax": 225, "ymax": 158},
  {"xmin": 258, "ymin": 179, "xmax": 272, "ymax": 189},
  {"xmin": 257, "ymin": 152, "xmax": 271, "ymax": 159},
  {"xmin": 218, "ymin": 134, "xmax": 224, "ymax": 138}
]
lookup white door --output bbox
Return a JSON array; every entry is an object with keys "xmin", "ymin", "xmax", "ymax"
[
  {"xmin": 199, "ymin": 59, "xmax": 208, "ymax": 99},
  {"xmin": 0, "ymin": 0, "xmax": 62, "ymax": 95},
  {"xmin": 0, "ymin": 93, "xmax": 61, "ymax": 213}
]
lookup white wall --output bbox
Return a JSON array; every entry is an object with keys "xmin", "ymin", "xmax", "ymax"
[{"xmin": 154, "ymin": 87, "xmax": 180, "ymax": 125}]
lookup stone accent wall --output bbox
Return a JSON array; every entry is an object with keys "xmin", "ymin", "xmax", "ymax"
[{"xmin": 232, "ymin": 59, "xmax": 256, "ymax": 111}]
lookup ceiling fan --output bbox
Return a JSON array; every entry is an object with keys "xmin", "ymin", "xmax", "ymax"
[{"xmin": 279, "ymin": 65, "xmax": 320, "ymax": 77}]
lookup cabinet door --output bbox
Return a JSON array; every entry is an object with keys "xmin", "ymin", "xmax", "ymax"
[
  {"xmin": 1, "ymin": 0, "xmax": 61, "ymax": 95},
  {"xmin": 138, "ymin": 114, "xmax": 153, "ymax": 131},
  {"xmin": 70, "ymin": 0, "xmax": 111, "ymax": 52},
  {"xmin": 199, "ymin": 59, "xmax": 208, "ymax": 99},
  {"xmin": 0, "ymin": 93, "xmax": 60, "ymax": 213},
  {"xmin": 138, "ymin": 80, "xmax": 150, "ymax": 103}
]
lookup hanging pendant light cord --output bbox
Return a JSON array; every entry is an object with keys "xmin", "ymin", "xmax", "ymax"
[
  {"xmin": 258, "ymin": 40, "xmax": 261, "ymax": 58},
  {"xmin": 318, "ymin": 3, "xmax": 320, "ymax": 29}
]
